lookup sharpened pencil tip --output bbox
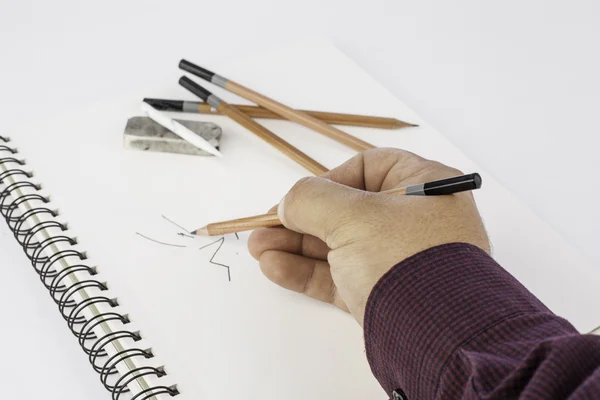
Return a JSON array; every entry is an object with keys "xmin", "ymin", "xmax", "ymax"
[
  {"xmin": 193, "ymin": 226, "xmax": 209, "ymax": 236},
  {"xmin": 393, "ymin": 119, "xmax": 419, "ymax": 129}
]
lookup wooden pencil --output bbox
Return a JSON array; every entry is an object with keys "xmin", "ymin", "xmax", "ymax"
[
  {"xmin": 192, "ymin": 174, "xmax": 482, "ymax": 236},
  {"xmin": 142, "ymin": 98, "xmax": 417, "ymax": 130},
  {"xmin": 179, "ymin": 76, "xmax": 328, "ymax": 176},
  {"xmin": 179, "ymin": 59, "xmax": 376, "ymax": 151},
  {"xmin": 194, "ymin": 212, "xmax": 281, "ymax": 236}
]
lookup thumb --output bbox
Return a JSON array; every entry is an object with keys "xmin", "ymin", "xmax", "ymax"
[{"xmin": 277, "ymin": 177, "xmax": 368, "ymax": 247}]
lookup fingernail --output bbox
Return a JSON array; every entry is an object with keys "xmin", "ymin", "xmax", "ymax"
[{"xmin": 277, "ymin": 196, "xmax": 286, "ymax": 224}]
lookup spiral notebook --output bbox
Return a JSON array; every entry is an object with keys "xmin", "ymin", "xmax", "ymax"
[{"xmin": 1, "ymin": 40, "xmax": 598, "ymax": 400}]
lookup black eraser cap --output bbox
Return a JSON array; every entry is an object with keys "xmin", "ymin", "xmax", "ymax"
[
  {"xmin": 143, "ymin": 98, "xmax": 184, "ymax": 111},
  {"xmin": 179, "ymin": 76, "xmax": 212, "ymax": 102},
  {"xmin": 423, "ymin": 173, "xmax": 482, "ymax": 196},
  {"xmin": 473, "ymin": 173, "xmax": 482, "ymax": 189},
  {"xmin": 179, "ymin": 59, "xmax": 215, "ymax": 82}
]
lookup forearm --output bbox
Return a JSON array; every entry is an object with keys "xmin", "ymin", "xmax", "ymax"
[{"xmin": 364, "ymin": 243, "xmax": 600, "ymax": 399}]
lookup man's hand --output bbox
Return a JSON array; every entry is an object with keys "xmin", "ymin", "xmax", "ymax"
[{"xmin": 248, "ymin": 148, "xmax": 489, "ymax": 326}]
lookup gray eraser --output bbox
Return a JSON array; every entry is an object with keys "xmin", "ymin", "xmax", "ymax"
[{"xmin": 123, "ymin": 116, "xmax": 222, "ymax": 156}]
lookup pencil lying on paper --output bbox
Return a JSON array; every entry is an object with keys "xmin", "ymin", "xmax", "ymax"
[
  {"xmin": 140, "ymin": 102, "xmax": 223, "ymax": 157},
  {"xmin": 179, "ymin": 76, "xmax": 328, "ymax": 175},
  {"xmin": 179, "ymin": 59, "xmax": 375, "ymax": 151},
  {"xmin": 192, "ymin": 173, "xmax": 482, "ymax": 236},
  {"xmin": 142, "ymin": 98, "xmax": 417, "ymax": 130}
]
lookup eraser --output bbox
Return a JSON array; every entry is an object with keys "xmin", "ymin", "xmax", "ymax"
[{"xmin": 123, "ymin": 116, "xmax": 222, "ymax": 156}]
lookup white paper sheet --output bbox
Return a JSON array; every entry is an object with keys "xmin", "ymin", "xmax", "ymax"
[{"xmin": 9, "ymin": 39, "xmax": 599, "ymax": 399}]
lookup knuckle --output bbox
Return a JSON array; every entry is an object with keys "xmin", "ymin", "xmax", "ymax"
[
  {"xmin": 418, "ymin": 161, "xmax": 463, "ymax": 181},
  {"xmin": 367, "ymin": 147, "xmax": 411, "ymax": 158},
  {"xmin": 286, "ymin": 176, "xmax": 318, "ymax": 205},
  {"xmin": 247, "ymin": 229, "xmax": 268, "ymax": 260},
  {"xmin": 294, "ymin": 176, "xmax": 318, "ymax": 190},
  {"xmin": 284, "ymin": 176, "xmax": 329, "ymax": 225},
  {"xmin": 326, "ymin": 192, "xmax": 379, "ymax": 245},
  {"xmin": 258, "ymin": 251, "xmax": 288, "ymax": 284},
  {"xmin": 437, "ymin": 163, "xmax": 463, "ymax": 176}
]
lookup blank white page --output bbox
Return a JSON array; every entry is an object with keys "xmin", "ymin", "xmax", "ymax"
[{"xmin": 11, "ymin": 39, "xmax": 599, "ymax": 399}]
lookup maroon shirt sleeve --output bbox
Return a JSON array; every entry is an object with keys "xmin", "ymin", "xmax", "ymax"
[{"xmin": 364, "ymin": 243, "xmax": 600, "ymax": 399}]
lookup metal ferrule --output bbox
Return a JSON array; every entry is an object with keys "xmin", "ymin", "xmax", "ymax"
[
  {"xmin": 207, "ymin": 94, "xmax": 223, "ymax": 109},
  {"xmin": 405, "ymin": 183, "xmax": 425, "ymax": 196},
  {"xmin": 183, "ymin": 101, "xmax": 200, "ymax": 113},
  {"xmin": 211, "ymin": 74, "xmax": 229, "ymax": 87}
]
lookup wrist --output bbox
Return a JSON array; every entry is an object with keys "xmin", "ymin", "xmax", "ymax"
[{"xmin": 363, "ymin": 243, "xmax": 546, "ymax": 398}]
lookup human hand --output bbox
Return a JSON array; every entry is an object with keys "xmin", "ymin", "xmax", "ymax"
[{"xmin": 248, "ymin": 148, "xmax": 490, "ymax": 326}]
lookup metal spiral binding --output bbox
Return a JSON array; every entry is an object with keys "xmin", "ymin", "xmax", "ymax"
[{"xmin": 0, "ymin": 136, "xmax": 179, "ymax": 399}]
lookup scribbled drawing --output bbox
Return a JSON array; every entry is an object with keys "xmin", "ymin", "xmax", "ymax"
[
  {"xmin": 162, "ymin": 214, "xmax": 191, "ymax": 234},
  {"xmin": 198, "ymin": 237, "xmax": 231, "ymax": 281},
  {"xmin": 135, "ymin": 232, "xmax": 187, "ymax": 248},
  {"xmin": 135, "ymin": 214, "xmax": 239, "ymax": 282}
]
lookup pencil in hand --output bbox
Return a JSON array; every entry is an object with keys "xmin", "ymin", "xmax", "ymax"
[{"xmin": 192, "ymin": 173, "xmax": 482, "ymax": 236}]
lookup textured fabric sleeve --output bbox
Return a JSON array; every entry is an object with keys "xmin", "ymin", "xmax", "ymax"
[{"xmin": 363, "ymin": 242, "xmax": 600, "ymax": 399}]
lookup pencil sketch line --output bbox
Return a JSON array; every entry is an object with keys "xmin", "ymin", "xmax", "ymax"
[
  {"xmin": 235, "ymin": 232, "xmax": 239, "ymax": 240},
  {"xmin": 177, "ymin": 232, "xmax": 195, "ymax": 239},
  {"xmin": 162, "ymin": 214, "xmax": 190, "ymax": 233},
  {"xmin": 136, "ymin": 232, "xmax": 188, "ymax": 248},
  {"xmin": 198, "ymin": 237, "xmax": 222, "ymax": 251},
  {"xmin": 198, "ymin": 237, "xmax": 231, "ymax": 281}
]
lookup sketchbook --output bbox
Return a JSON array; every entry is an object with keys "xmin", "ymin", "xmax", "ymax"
[{"xmin": 1, "ymin": 39, "xmax": 598, "ymax": 399}]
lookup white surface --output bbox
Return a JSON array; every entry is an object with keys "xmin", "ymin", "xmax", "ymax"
[
  {"xmin": 2, "ymin": 41, "xmax": 598, "ymax": 399},
  {"xmin": 1, "ymin": 0, "xmax": 599, "ymax": 265}
]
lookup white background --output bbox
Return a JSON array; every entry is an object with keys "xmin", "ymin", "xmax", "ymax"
[
  {"xmin": 1, "ymin": 0, "xmax": 598, "ymax": 265},
  {"xmin": 0, "ymin": 1, "xmax": 599, "ymax": 398}
]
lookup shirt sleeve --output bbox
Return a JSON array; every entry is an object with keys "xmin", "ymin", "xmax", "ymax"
[{"xmin": 363, "ymin": 242, "xmax": 600, "ymax": 399}]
